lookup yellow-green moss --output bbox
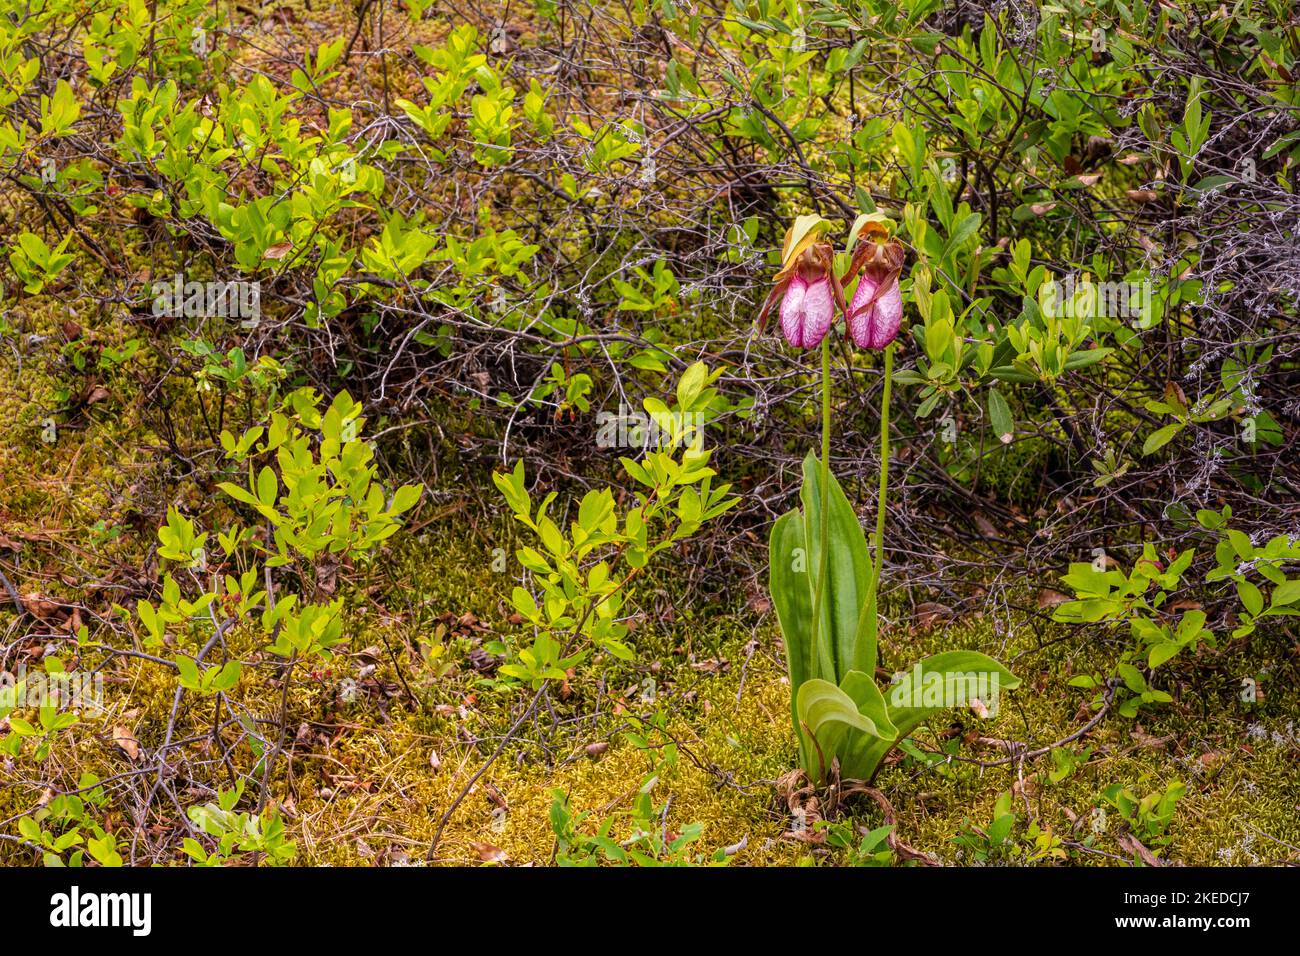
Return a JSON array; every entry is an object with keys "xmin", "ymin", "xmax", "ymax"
[{"xmin": 272, "ymin": 530, "xmax": 1300, "ymax": 866}]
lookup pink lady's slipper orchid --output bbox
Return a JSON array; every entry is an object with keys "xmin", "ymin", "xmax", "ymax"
[
  {"xmin": 756, "ymin": 218, "xmax": 846, "ymax": 350},
  {"xmin": 779, "ymin": 257, "xmax": 837, "ymax": 349},
  {"xmin": 843, "ymin": 223, "xmax": 906, "ymax": 351}
]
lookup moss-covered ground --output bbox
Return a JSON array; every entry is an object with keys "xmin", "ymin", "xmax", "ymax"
[
  {"xmin": 1, "ymin": 4, "xmax": 1296, "ymax": 869},
  {"xmin": 2, "ymin": 284, "xmax": 1298, "ymax": 866},
  {"xmin": 281, "ymin": 526, "xmax": 1300, "ymax": 866}
]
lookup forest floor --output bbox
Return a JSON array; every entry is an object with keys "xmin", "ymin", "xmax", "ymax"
[
  {"xmin": 2, "ymin": 290, "xmax": 1297, "ymax": 865},
  {"xmin": 1, "ymin": 3, "xmax": 1298, "ymax": 868}
]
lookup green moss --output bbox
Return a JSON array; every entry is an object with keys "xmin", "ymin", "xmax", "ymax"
[
  {"xmin": 270, "ymin": 525, "xmax": 1300, "ymax": 867},
  {"xmin": 0, "ymin": 9, "xmax": 1294, "ymax": 865},
  {"xmin": 5, "ymin": 461, "xmax": 1296, "ymax": 866}
]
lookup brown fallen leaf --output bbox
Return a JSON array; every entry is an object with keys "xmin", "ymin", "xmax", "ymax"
[
  {"xmin": 315, "ymin": 561, "xmax": 338, "ymax": 595},
  {"xmin": 1037, "ymin": 589, "xmax": 1072, "ymax": 608},
  {"xmin": 112, "ymin": 725, "xmax": 140, "ymax": 761},
  {"xmin": 1082, "ymin": 136, "xmax": 1112, "ymax": 166},
  {"xmin": 913, "ymin": 602, "xmax": 954, "ymax": 629},
  {"xmin": 482, "ymin": 782, "xmax": 508, "ymax": 812},
  {"xmin": 1198, "ymin": 750, "xmax": 1225, "ymax": 770},
  {"xmin": 972, "ymin": 512, "xmax": 1000, "ymax": 538},
  {"xmin": 22, "ymin": 593, "xmax": 63, "ymax": 622},
  {"xmin": 471, "ymin": 842, "xmax": 508, "ymax": 864},
  {"xmin": 1130, "ymin": 728, "xmax": 1174, "ymax": 750}
]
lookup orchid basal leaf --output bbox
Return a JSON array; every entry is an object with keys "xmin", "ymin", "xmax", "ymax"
[
  {"xmin": 849, "ymin": 651, "xmax": 1022, "ymax": 780},
  {"xmin": 796, "ymin": 678, "xmax": 895, "ymax": 767},
  {"xmin": 799, "ymin": 452, "xmax": 875, "ymax": 682},
  {"xmin": 769, "ymin": 507, "xmax": 813, "ymax": 768}
]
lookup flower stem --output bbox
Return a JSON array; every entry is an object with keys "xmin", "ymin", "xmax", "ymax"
[
  {"xmin": 811, "ymin": 337, "xmax": 833, "ymax": 679},
  {"xmin": 869, "ymin": 344, "xmax": 893, "ymax": 613}
]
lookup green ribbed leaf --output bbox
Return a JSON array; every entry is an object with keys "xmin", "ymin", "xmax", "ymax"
[
  {"xmin": 769, "ymin": 507, "xmax": 812, "ymax": 768},
  {"xmin": 800, "ymin": 453, "xmax": 874, "ymax": 683},
  {"xmin": 797, "ymin": 678, "xmax": 893, "ymax": 779},
  {"xmin": 801, "ymin": 671, "xmax": 900, "ymax": 782},
  {"xmin": 855, "ymin": 652, "xmax": 1022, "ymax": 781},
  {"xmin": 839, "ymin": 669, "xmax": 898, "ymax": 740}
]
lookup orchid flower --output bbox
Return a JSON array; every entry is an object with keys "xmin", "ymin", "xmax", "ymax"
[
  {"xmin": 759, "ymin": 213, "xmax": 1017, "ymax": 788},
  {"xmin": 755, "ymin": 217, "xmax": 846, "ymax": 350},
  {"xmin": 842, "ymin": 222, "xmax": 906, "ymax": 351}
]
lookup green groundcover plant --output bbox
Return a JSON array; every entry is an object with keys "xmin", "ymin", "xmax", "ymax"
[{"xmin": 763, "ymin": 214, "xmax": 1021, "ymax": 784}]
